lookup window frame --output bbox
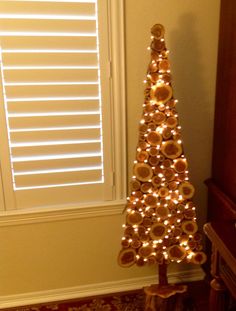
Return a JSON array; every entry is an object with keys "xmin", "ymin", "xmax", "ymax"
[{"xmin": 0, "ymin": 0, "xmax": 126, "ymax": 221}]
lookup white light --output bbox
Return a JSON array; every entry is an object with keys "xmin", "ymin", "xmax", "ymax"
[
  {"xmin": 9, "ymin": 0, "xmax": 96, "ymax": 2},
  {"xmin": 11, "ymin": 139, "xmax": 101, "ymax": 148},
  {"xmin": 10, "ymin": 125, "xmax": 101, "ymax": 133},
  {"xmin": 12, "ymin": 152, "xmax": 102, "ymax": 163},
  {"xmin": 2, "ymin": 49, "xmax": 98, "ymax": 54},
  {"xmin": 14, "ymin": 165, "xmax": 102, "ymax": 176},
  {"xmin": 7, "ymin": 96, "xmax": 99, "ymax": 102},
  {"xmin": 5, "ymin": 81, "xmax": 99, "ymax": 86},
  {"xmin": 0, "ymin": 14, "xmax": 96, "ymax": 21},
  {"xmin": 0, "ymin": 31, "xmax": 96, "ymax": 37},
  {"xmin": 14, "ymin": 179, "xmax": 103, "ymax": 191},
  {"xmin": 8, "ymin": 111, "xmax": 100, "ymax": 118},
  {"xmin": 3, "ymin": 65, "xmax": 98, "ymax": 70}
]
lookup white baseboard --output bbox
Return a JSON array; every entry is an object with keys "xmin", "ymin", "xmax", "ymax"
[{"xmin": 0, "ymin": 267, "xmax": 205, "ymax": 309}]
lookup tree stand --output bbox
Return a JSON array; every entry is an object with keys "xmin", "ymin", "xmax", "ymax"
[{"xmin": 144, "ymin": 263, "xmax": 187, "ymax": 311}]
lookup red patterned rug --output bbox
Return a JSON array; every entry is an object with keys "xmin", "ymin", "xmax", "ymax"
[
  {"xmin": 4, "ymin": 281, "xmax": 210, "ymax": 311},
  {"xmin": 4, "ymin": 291, "xmax": 145, "ymax": 311}
]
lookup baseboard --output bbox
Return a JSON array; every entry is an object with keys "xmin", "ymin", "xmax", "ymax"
[{"xmin": 0, "ymin": 266, "xmax": 205, "ymax": 309}]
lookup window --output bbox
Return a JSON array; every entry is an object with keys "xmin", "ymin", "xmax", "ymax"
[{"xmin": 0, "ymin": 0, "xmax": 126, "ymax": 211}]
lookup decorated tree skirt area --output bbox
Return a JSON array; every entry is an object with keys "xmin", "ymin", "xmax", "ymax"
[{"xmin": 4, "ymin": 281, "xmax": 210, "ymax": 311}]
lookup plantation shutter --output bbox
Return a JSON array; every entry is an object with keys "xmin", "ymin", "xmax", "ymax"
[{"xmin": 0, "ymin": 0, "xmax": 114, "ymax": 209}]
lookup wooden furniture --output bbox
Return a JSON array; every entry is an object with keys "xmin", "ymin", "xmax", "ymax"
[
  {"xmin": 143, "ymin": 263, "xmax": 188, "ymax": 311},
  {"xmin": 205, "ymin": 0, "xmax": 236, "ymax": 310},
  {"xmin": 204, "ymin": 222, "xmax": 236, "ymax": 311},
  {"xmin": 144, "ymin": 284, "xmax": 187, "ymax": 311}
]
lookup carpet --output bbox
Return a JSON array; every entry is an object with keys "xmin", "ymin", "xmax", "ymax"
[
  {"xmin": 3, "ymin": 281, "xmax": 210, "ymax": 311},
  {"xmin": 4, "ymin": 292, "xmax": 145, "ymax": 311}
]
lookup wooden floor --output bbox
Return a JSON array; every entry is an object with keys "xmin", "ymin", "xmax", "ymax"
[{"xmin": 5, "ymin": 280, "xmax": 211, "ymax": 311}]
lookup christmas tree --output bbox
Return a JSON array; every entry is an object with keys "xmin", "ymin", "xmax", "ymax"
[{"xmin": 118, "ymin": 24, "xmax": 206, "ymax": 300}]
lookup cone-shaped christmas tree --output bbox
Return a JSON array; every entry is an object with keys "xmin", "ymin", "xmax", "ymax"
[{"xmin": 118, "ymin": 24, "xmax": 206, "ymax": 300}]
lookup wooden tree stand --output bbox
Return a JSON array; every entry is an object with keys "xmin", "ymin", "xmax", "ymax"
[{"xmin": 144, "ymin": 263, "xmax": 187, "ymax": 311}]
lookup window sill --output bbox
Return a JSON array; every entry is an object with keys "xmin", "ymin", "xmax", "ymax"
[{"xmin": 0, "ymin": 200, "xmax": 126, "ymax": 227}]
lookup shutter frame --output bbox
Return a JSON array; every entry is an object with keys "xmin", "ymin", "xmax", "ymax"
[{"xmin": 0, "ymin": 0, "xmax": 115, "ymax": 209}]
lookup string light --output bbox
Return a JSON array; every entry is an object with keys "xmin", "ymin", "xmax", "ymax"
[{"xmin": 118, "ymin": 24, "xmax": 205, "ymax": 269}]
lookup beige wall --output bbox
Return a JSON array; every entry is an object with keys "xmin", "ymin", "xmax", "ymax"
[
  {"xmin": 0, "ymin": 0, "xmax": 220, "ymax": 300},
  {"xmin": 0, "ymin": 214, "xmax": 156, "ymax": 295}
]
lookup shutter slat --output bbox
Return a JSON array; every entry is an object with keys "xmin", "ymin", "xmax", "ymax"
[
  {"xmin": 9, "ymin": 114, "xmax": 100, "ymax": 129},
  {"xmin": 11, "ymin": 128, "xmax": 101, "ymax": 143},
  {"xmin": 3, "ymin": 52, "xmax": 98, "ymax": 66},
  {"xmin": 0, "ymin": 20, "xmax": 96, "ymax": 33},
  {"xmin": 0, "ymin": 36, "xmax": 97, "ymax": 50},
  {"xmin": 0, "ymin": 2, "xmax": 95, "ymax": 16},
  {"xmin": 13, "ymin": 156, "xmax": 102, "ymax": 173},
  {"xmin": 14, "ymin": 169, "xmax": 102, "ymax": 189},
  {"xmin": 11, "ymin": 142, "xmax": 102, "ymax": 158},
  {"xmin": 6, "ymin": 84, "xmax": 99, "ymax": 98},
  {"xmin": 15, "ymin": 182, "xmax": 106, "ymax": 209},
  {"xmin": 4, "ymin": 68, "xmax": 98, "ymax": 83},
  {"xmin": 8, "ymin": 100, "xmax": 100, "ymax": 114}
]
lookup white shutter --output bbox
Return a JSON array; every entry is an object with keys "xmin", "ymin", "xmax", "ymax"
[{"xmin": 0, "ymin": 0, "xmax": 114, "ymax": 209}]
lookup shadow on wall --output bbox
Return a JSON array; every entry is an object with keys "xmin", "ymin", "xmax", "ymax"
[{"xmin": 168, "ymin": 13, "xmax": 213, "ymax": 225}]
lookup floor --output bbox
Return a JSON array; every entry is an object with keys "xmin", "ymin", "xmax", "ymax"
[{"xmin": 4, "ymin": 280, "xmax": 210, "ymax": 311}]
